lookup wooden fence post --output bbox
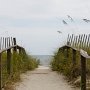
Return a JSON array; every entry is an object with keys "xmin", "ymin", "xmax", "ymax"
[
  {"xmin": 13, "ymin": 38, "xmax": 17, "ymax": 52},
  {"xmin": 13, "ymin": 38, "xmax": 16, "ymax": 45},
  {"xmin": 81, "ymin": 55, "xmax": 86, "ymax": 90},
  {"xmin": 0, "ymin": 53, "xmax": 2, "ymax": 90},
  {"xmin": 7, "ymin": 49, "xmax": 11, "ymax": 75}
]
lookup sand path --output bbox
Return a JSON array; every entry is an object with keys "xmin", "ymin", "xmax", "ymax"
[{"xmin": 15, "ymin": 66, "xmax": 78, "ymax": 90}]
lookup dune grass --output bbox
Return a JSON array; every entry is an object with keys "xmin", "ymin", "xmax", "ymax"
[
  {"xmin": 1, "ymin": 51, "xmax": 38, "ymax": 89},
  {"xmin": 51, "ymin": 45, "xmax": 90, "ymax": 82}
]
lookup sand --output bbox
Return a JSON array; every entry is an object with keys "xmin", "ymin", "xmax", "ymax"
[{"xmin": 15, "ymin": 66, "xmax": 79, "ymax": 90}]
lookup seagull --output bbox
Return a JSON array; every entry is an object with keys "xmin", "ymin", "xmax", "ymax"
[
  {"xmin": 67, "ymin": 15, "xmax": 74, "ymax": 22},
  {"xmin": 62, "ymin": 20, "xmax": 68, "ymax": 25},
  {"xmin": 57, "ymin": 31, "xmax": 62, "ymax": 33},
  {"xmin": 83, "ymin": 19, "xmax": 90, "ymax": 23}
]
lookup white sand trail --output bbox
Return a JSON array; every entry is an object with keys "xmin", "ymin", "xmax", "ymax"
[{"xmin": 15, "ymin": 66, "xmax": 79, "ymax": 90}]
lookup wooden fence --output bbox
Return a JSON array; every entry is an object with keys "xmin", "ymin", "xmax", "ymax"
[
  {"xmin": 67, "ymin": 34, "xmax": 90, "ymax": 51},
  {"xmin": 0, "ymin": 37, "xmax": 25, "ymax": 90},
  {"xmin": 59, "ymin": 34, "xmax": 90, "ymax": 90}
]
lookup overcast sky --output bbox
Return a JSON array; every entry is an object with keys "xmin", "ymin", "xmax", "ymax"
[{"xmin": 0, "ymin": 0, "xmax": 90, "ymax": 55}]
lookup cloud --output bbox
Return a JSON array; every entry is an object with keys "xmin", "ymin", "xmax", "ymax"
[
  {"xmin": 0, "ymin": 0, "xmax": 54, "ymax": 19},
  {"xmin": 0, "ymin": 0, "xmax": 90, "ymax": 19}
]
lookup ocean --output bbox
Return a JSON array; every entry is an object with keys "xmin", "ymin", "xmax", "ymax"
[{"xmin": 32, "ymin": 55, "xmax": 53, "ymax": 66}]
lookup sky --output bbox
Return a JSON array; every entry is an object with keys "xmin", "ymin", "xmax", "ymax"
[{"xmin": 0, "ymin": 0, "xmax": 90, "ymax": 55}]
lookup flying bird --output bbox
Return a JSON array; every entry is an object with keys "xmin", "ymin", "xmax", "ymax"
[
  {"xmin": 83, "ymin": 19, "xmax": 90, "ymax": 23},
  {"xmin": 67, "ymin": 15, "xmax": 74, "ymax": 22},
  {"xmin": 62, "ymin": 20, "xmax": 68, "ymax": 25},
  {"xmin": 57, "ymin": 31, "xmax": 62, "ymax": 33}
]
